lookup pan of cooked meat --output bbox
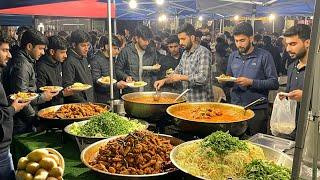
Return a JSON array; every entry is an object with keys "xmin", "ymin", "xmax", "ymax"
[
  {"xmin": 37, "ymin": 103, "xmax": 110, "ymax": 127},
  {"xmin": 81, "ymin": 130, "xmax": 184, "ymax": 179}
]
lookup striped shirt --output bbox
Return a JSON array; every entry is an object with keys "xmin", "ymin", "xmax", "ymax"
[{"xmin": 175, "ymin": 44, "xmax": 213, "ymax": 102}]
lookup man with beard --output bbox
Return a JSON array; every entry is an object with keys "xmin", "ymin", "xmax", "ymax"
[
  {"xmin": 62, "ymin": 30, "xmax": 94, "ymax": 103},
  {"xmin": 224, "ymin": 22, "xmax": 279, "ymax": 135},
  {"xmin": 279, "ymin": 24, "xmax": 311, "ymax": 139},
  {"xmin": 116, "ymin": 25, "xmax": 158, "ymax": 92},
  {"xmin": 157, "ymin": 35, "xmax": 182, "ymax": 93},
  {"xmin": 3, "ymin": 30, "xmax": 59, "ymax": 134},
  {"xmin": 0, "ymin": 37, "xmax": 30, "ymax": 180},
  {"xmin": 36, "ymin": 35, "xmax": 74, "ymax": 109},
  {"xmin": 154, "ymin": 23, "xmax": 213, "ymax": 102}
]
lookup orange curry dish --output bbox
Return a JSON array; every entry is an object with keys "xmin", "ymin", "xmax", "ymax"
[
  {"xmin": 128, "ymin": 96, "xmax": 177, "ymax": 104},
  {"xmin": 172, "ymin": 106, "xmax": 249, "ymax": 123}
]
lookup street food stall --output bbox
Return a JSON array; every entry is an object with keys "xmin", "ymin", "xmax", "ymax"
[{"xmin": 6, "ymin": 0, "xmax": 320, "ymax": 180}]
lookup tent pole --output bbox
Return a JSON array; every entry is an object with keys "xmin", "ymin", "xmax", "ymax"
[
  {"xmin": 175, "ymin": 14, "xmax": 179, "ymax": 32},
  {"xmin": 251, "ymin": 4, "xmax": 256, "ymax": 34},
  {"xmin": 284, "ymin": 16, "xmax": 287, "ymax": 32},
  {"xmin": 107, "ymin": 0, "xmax": 114, "ymax": 111},
  {"xmin": 272, "ymin": 19, "xmax": 275, "ymax": 33},
  {"xmin": 113, "ymin": 19, "xmax": 117, "ymax": 34},
  {"xmin": 291, "ymin": 0, "xmax": 320, "ymax": 179},
  {"xmin": 113, "ymin": 0, "xmax": 117, "ymax": 34},
  {"xmin": 212, "ymin": 19, "xmax": 215, "ymax": 34},
  {"xmin": 251, "ymin": 15, "xmax": 255, "ymax": 34}
]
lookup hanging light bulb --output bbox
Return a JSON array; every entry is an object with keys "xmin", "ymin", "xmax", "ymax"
[
  {"xmin": 129, "ymin": 0, "xmax": 137, "ymax": 9},
  {"xmin": 234, "ymin": 15, "xmax": 240, "ymax": 21},
  {"xmin": 156, "ymin": 0, "xmax": 164, "ymax": 5}
]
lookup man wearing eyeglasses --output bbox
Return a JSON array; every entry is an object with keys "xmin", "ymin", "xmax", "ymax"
[{"xmin": 157, "ymin": 35, "xmax": 182, "ymax": 93}]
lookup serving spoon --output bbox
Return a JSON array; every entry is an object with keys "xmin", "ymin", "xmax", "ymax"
[
  {"xmin": 174, "ymin": 89, "xmax": 190, "ymax": 102},
  {"xmin": 243, "ymin": 97, "xmax": 266, "ymax": 115},
  {"xmin": 153, "ymin": 88, "xmax": 161, "ymax": 101}
]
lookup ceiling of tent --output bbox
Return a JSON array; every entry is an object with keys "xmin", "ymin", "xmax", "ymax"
[
  {"xmin": 0, "ymin": 0, "xmax": 315, "ymax": 20},
  {"xmin": 114, "ymin": 0, "xmax": 315, "ymax": 20},
  {"xmin": 197, "ymin": 0, "xmax": 315, "ymax": 18},
  {"xmin": 113, "ymin": 0, "xmax": 197, "ymax": 20}
]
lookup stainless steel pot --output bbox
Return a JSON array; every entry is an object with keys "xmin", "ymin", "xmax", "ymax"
[
  {"xmin": 170, "ymin": 140, "xmax": 314, "ymax": 179},
  {"xmin": 166, "ymin": 102, "xmax": 255, "ymax": 136},
  {"xmin": 121, "ymin": 92, "xmax": 186, "ymax": 122}
]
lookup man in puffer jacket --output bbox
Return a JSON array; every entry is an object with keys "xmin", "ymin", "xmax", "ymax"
[{"xmin": 0, "ymin": 37, "xmax": 30, "ymax": 180}]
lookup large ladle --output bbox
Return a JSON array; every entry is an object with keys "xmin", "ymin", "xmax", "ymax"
[
  {"xmin": 174, "ymin": 89, "xmax": 190, "ymax": 102},
  {"xmin": 153, "ymin": 88, "xmax": 161, "ymax": 101}
]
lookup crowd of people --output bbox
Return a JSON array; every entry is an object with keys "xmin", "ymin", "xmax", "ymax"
[{"xmin": 0, "ymin": 21, "xmax": 311, "ymax": 179}]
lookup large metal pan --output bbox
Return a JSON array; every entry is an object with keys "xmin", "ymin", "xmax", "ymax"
[
  {"xmin": 37, "ymin": 103, "xmax": 110, "ymax": 128},
  {"xmin": 121, "ymin": 92, "xmax": 186, "ymax": 122},
  {"xmin": 170, "ymin": 140, "xmax": 314, "ymax": 180},
  {"xmin": 64, "ymin": 119, "xmax": 149, "ymax": 151},
  {"xmin": 166, "ymin": 102, "xmax": 255, "ymax": 136},
  {"xmin": 81, "ymin": 134, "xmax": 184, "ymax": 180}
]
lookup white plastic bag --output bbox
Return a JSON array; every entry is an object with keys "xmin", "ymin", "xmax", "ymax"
[{"xmin": 270, "ymin": 93, "xmax": 297, "ymax": 135}]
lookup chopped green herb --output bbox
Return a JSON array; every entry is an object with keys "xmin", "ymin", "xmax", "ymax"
[
  {"xmin": 245, "ymin": 159, "xmax": 291, "ymax": 180},
  {"xmin": 201, "ymin": 131, "xmax": 248, "ymax": 155},
  {"xmin": 69, "ymin": 112, "xmax": 147, "ymax": 137}
]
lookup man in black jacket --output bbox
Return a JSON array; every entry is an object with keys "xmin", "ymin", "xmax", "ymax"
[
  {"xmin": 116, "ymin": 25, "xmax": 159, "ymax": 93},
  {"xmin": 90, "ymin": 35, "xmax": 127, "ymax": 103},
  {"xmin": 36, "ymin": 35, "xmax": 74, "ymax": 109},
  {"xmin": 279, "ymin": 24, "xmax": 311, "ymax": 140},
  {"xmin": 62, "ymin": 30, "xmax": 94, "ymax": 103},
  {"xmin": 3, "ymin": 30, "xmax": 59, "ymax": 134},
  {"xmin": 263, "ymin": 35, "xmax": 284, "ymax": 76},
  {"xmin": 158, "ymin": 35, "xmax": 182, "ymax": 93},
  {"xmin": 0, "ymin": 37, "xmax": 30, "ymax": 180}
]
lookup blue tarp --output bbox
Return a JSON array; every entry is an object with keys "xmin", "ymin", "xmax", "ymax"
[
  {"xmin": 0, "ymin": 0, "xmax": 315, "ymax": 20},
  {"xmin": 197, "ymin": 0, "xmax": 315, "ymax": 19},
  {"xmin": 0, "ymin": 14, "xmax": 33, "ymax": 26}
]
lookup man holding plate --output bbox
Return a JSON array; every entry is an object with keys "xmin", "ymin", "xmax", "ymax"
[
  {"xmin": 224, "ymin": 22, "xmax": 279, "ymax": 135},
  {"xmin": 36, "ymin": 35, "xmax": 74, "ymax": 109},
  {"xmin": 0, "ymin": 37, "xmax": 30, "ymax": 180},
  {"xmin": 62, "ymin": 30, "xmax": 94, "ymax": 103},
  {"xmin": 116, "ymin": 25, "xmax": 158, "ymax": 93},
  {"xmin": 2, "ymin": 30, "xmax": 60, "ymax": 134},
  {"xmin": 154, "ymin": 23, "xmax": 213, "ymax": 102},
  {"xmin": 89, "ymin": 35, "xmax": 127, "ymax": 103}
]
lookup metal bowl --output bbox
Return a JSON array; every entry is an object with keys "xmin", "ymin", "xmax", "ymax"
[
  {"xmin": 37, "ymin": 103, "xmax": 110, "ymax": 128},
  {"xmin": 81, "ymin": 134, "xmax": 184, "ymax": 180},
  {"xmin": 64, "ymin": 119, "xmax": 149, "ymax": 151},
  {"xmin": 170, "ymin": 140, "xmax": 315, "ymax": 179},
  {"xmin": 121, "ymin": 92, "xmax": 186, "ymax": 122},
  {"xmin": 166, "ymin": 102, "xmax": 255, "ymax": 136}
]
